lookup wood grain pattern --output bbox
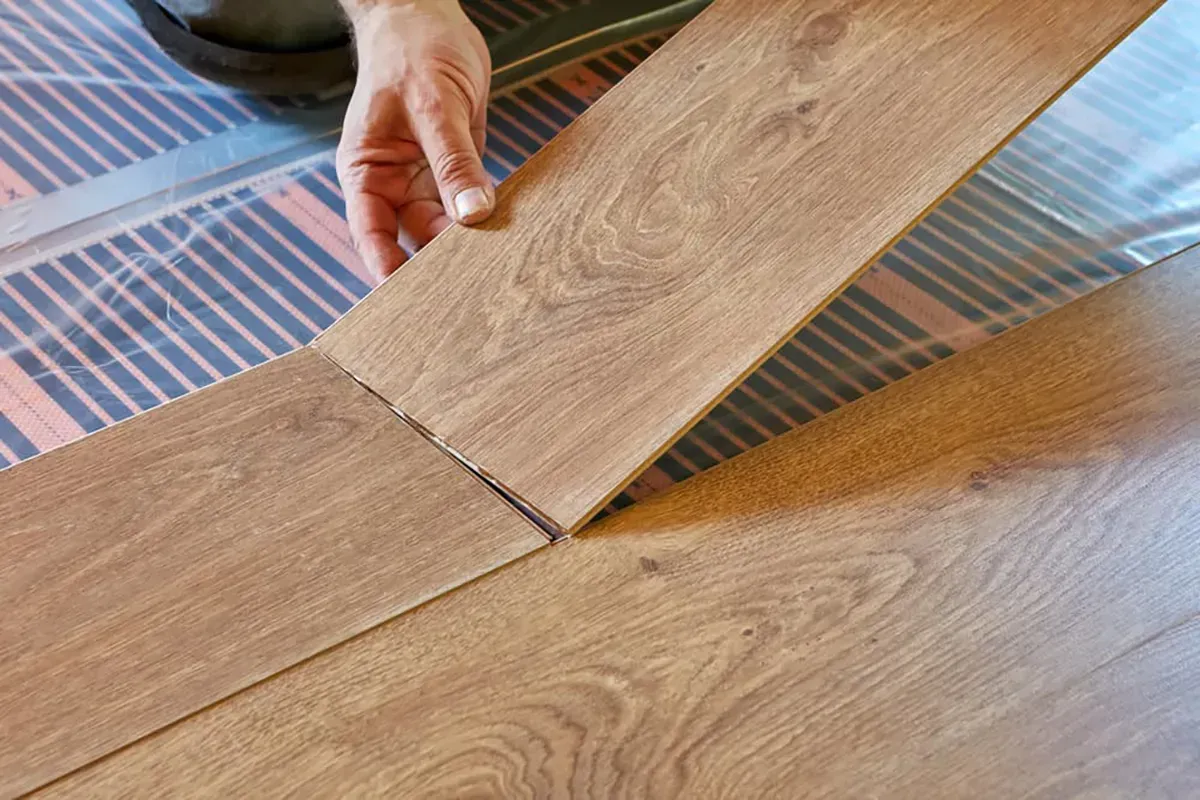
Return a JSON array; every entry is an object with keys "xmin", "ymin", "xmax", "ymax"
[
  {"xmin": 0, "ymin": 349, "xmax": 544, "ymax": 798},
  {"xmin": 52, "ymin": 250, "xmax": 1200, "ymax": 797},
  {"xmin": 316, "ymin": 0, "xmax": 1162, "ymax": 533}
]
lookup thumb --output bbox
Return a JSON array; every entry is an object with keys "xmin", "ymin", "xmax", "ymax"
[{"xmin": 411, "ymin": 97, "xmax": 494, "ymax": 226}]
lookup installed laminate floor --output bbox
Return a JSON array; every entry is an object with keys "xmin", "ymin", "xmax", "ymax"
[
  {"xmin": 48, "ymin": 248, "xmax": 1200, "ymax": 797},
  {"xmin": 0, "ymin": 349, "xmax": 545, "ymax": 797}
]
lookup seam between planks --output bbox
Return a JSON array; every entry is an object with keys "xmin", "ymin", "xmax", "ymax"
[
  {"xmin": 28, "ymin": 535, "xmax": 556, "ymax": 797},
  {"xmin": 311, "ymin": 346, "xmax": 564, "ymax": 541}
]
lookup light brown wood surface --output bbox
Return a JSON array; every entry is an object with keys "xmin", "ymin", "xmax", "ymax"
[
  {"xmin": 316, "ymin": 0, "xmax": 1162, "ymax": 533},
  {"xmin": 0, "ymin": 349, "xmax": 545, "ymax": 798},
  {"xmin": 51, "ymin": 250, "xmax": 1200, "ymax": 797}
]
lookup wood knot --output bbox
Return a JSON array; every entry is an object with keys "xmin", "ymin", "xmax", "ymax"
[
  {"xmin": 803, "ymin": 11, "xmax": 849, "ymax": 47},
  {"xmin": 639, "ymin": 556, "xmax": 660, "ymax": 574}
]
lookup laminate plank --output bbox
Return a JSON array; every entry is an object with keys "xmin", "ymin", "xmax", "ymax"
[
  {"xmin": 0, "ymin": 349, "xmax": 545, "ymax": 798},
  {"xmin": 51, "ymin": 250, "xmax": 1200, "ymax": 797},
  {"xmin": 316, "ymin": 0, "xmax": 1162, "ymax": 533},
  {"xmin": 898, "ymin": 614, "xmax": 1200, "ymax": 797}
]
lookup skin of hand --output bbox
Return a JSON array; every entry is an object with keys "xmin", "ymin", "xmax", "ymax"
[{"xmin": 337, "ymin": 0, "xmax": 493, "ymax": 282}]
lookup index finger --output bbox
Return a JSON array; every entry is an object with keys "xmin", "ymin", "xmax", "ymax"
[{"xmin": 344, "ymin": 188, "xmax": 407, "ymax": 283}]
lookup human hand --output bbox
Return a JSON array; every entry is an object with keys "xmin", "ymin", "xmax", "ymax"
[{"xmin": 337, "ymin": 0, "xmax": 493, "ymax": 281}]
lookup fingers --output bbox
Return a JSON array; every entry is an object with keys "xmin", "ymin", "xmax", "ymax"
[
  {"xmin": 395, "ymin": 198, "xmax": 452, "ymax": 261},
  {"xmin": 410, "ymin": 93, "xmax": 495, "ymax": 227},
  {"xmin": 343, "ymin": 188, "xmax": 406, "ymax": 283},
  {"xmin": 337, "ymin": 153, "xmax": 460, "ymax": 282}
]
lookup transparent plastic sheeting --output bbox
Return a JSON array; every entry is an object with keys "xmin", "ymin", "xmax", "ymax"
[
  {"xmin": 0, "ymin": 0, "xmax": 590, "ymax": 201},
  {"xmin": 0, "ymin": 0, "xmax": 1197, "ymax": 526}
]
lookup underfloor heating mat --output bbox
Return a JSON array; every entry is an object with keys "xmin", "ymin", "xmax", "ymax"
[{"xmin": 0, "ymin": 0, "xmax": 1196, "ymax": 526}]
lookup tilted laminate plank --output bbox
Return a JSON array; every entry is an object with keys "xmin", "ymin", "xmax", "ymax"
[
  {"xmin": 316, "ymin": 0, "xmax": 1163, "ymax": 533},
  {"xmin": 51, "ymin": 250, "xmax": 1200, "ymax": 797},
  {"xmin": 0, "ymin": 349, "xmax": 545, "ymax": 798}
]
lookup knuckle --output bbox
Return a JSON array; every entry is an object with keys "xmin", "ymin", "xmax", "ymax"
[
  {"xmin": 430, "ymin": 148, "xmax": 479, "ymax": 183},
  {"xmin": 334, "ymin": 144, "xmax": 360, "ymax": 174},
  {"xmin": 335, "ymin": 145, "xmax": 377, "ymax": 189},
  {"xmin": 335, "ymin": 158, "xmax": 365, "ymax": 190},
  {"xmin": 413, "ymin": 96, "xmax": 446, "ymax": 119},
  {"xmin": 406, "ymin": 82, "xmax": 446, "ymax": 118}
]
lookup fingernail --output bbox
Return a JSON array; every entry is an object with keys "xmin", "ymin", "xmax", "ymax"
[{"xmin": 453, "ymin": 187, "xmax": 492, "ymax": 224}]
